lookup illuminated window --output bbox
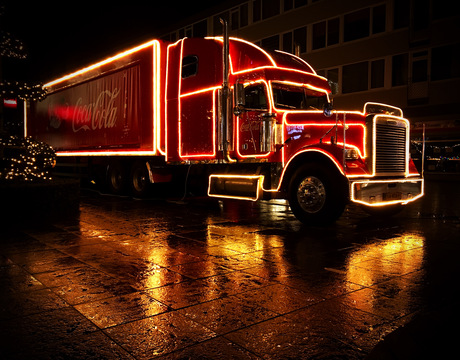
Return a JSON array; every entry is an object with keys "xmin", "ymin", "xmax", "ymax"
[{"xmin": 182, "ymin": 56, "xmax": 198, "ymax": 78}]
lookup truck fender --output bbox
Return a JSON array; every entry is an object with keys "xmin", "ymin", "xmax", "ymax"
[{"xmin": 279, "ymin": 148, "xmax": 347, "ymax": 194}]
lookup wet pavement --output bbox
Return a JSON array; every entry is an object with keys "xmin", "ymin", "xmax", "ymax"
[{"xmin": 1, "ymin": 174, "xmax": 459, "ymax": 359}]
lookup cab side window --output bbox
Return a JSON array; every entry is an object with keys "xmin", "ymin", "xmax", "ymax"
[
  {"xmin": 182, "ymin": 55, "xmax": 198, "ymax": 78},
  {"xmin": 244, "ymin": 84, "xmax": 267, "ymax": 110}
]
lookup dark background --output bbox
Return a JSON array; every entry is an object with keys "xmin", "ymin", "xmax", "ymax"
[{"xmin": 1, "ymin": 1, "xmax": 227, "ymax": 82}]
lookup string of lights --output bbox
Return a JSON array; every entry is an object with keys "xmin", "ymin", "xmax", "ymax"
[
  {"xmin": 0, "ymin": 81, "xmax": 47, "ymax": 101},
  {"xmin": 0, "ymin": 30, "xmax": 26, "ymax": 59},
  {"xmin": 0, "ymin": 135, "xmax": 56, "ymax": 182}
]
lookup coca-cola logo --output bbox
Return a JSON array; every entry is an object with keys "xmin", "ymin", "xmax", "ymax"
[
  {"xmin": 72, "ymin": 89, "xmax": 120, "ymax": 132},
  {"xmin": 49, "ymin": 89, "xmax": 120, "ymax": 133}
]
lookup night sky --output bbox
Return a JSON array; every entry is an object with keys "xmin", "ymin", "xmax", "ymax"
[{"xmin": 1, "ymin": 1, "xmax": 227, "ymax": 83}]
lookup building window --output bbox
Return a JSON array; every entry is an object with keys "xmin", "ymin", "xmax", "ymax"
[
  {"xmin": 284, "ymin": 0, "xmax": 307, "ymax": 11},
  {"xmin": 392, "ymin": 53, "xmax": 408, "ymax": 86},
  {"xmin": 312, "ymin": 17, "xmax": 340, "ymax": 50},
  {"xmin": 412, "ymin": 0, "xmax": 430, "ymax": 32},
  {"xmin": 342, "ymin": 62, "xmax": 368, "ymax": 93},
  {"xmin": 293, "ymin": 26, "xmax": 307, "ymax": 54},
  {"xmin": 393, "ymin": 0, "xmax": 410, "ymax": 30},
  {"xmin": 231, "ymin": 8, "xmax": 239, "ymax": 30},
  {"xmin": 262, "ymin": 0, "xmax": 280, "ymax": 20},
  {"xmin": 284, "ymin": 0, "xmax": 293, "ymax": 12},
  {"xmin": 253, "ymin": 0, "xmax": 261, "ymax": 22},
  {"xmin": 411, "ymin": 51, "xmax": 428, "ymax": 83},
  {"xmin": 326, "ymin": 68, "xmax": 339, "ymax": 94},
  {"xmin": 213, "ymin": 12, "xmax": 229, "ymax": 36},
  {"xmin": 371, "ymin": 59, "xmax": 385, "ymax": 88},
  {"xmin": 372, "ymin": 4, "xmax": 386, "ymax": 34},
  {"xmin": 344, "ymin": 8, "xmax": 370, "ymax": 42},
  {"xmin": 282, "ymin": 32, "xmax": 293, "ymax": 53},
  {"xmin": 327, "ymin": 18, "xmax": 340, "ymax": 46},
  {"xmin": 431, "ymin": 44, "xmax": 460, "ymax": 81},
  {"xmin": 193, "ymin": 20, "xmax": 207, "ymax": 38},
  {"xmin": 240, "ymin": 3, "xmax": 249, "ymax": 27},
  {"xmin": 253, "ymin": 0, "xmax": 280, "ymax": 22},
  {"xmin": 312, "ymin": 21, "xmax": 326, "ymax": 50},
  {"xmin": 230, "ymin": 4, "xmax": 248, "ymax": 30},
  {"xmin": 261, "ymin": 35, "xmax": 280, "ymax": 52}
]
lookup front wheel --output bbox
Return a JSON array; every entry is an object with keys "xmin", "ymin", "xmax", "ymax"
[{"xmin": 288, "ymin": 164, "xmax": 347, "ymax": 225}]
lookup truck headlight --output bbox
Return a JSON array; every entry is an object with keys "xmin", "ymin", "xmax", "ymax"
[{"xmin": 345, "ymin": 148, "xmax": 360, "ymax": 160}]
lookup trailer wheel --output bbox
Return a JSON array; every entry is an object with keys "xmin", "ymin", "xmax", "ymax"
[
  {"xmin": 288, "ymin": 164, "xmax": 346, "ymax": 225},
  {"xmin": 107, "ymin": 161, "xmax": 126, "ymax": 195},
  {"xmin": 130, "ymin": 161, "xmax": 150, "ymax": 197}
]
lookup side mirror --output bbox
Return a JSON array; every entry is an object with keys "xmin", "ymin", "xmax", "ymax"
[
  {"xmin": 323, "ymin": 100, "xmax": 333, "ymax": 117},
  {"xmin": 233, "ymin": 82, "xmax": 245, "ymax": 116}
]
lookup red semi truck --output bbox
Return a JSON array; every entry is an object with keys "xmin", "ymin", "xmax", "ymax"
[{"xmin": 26, "ymin": 34, "xmax": 424, "ymax": 224}]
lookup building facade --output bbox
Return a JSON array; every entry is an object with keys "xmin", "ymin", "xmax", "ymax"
[{"xmin": 159, "ymin": 0, "xmax": 460, "ymax": 155}]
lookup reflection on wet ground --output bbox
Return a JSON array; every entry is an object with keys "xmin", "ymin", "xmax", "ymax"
[{"xmin": 1, "ymin": 176, "xmax": 459, "ymax": 359}]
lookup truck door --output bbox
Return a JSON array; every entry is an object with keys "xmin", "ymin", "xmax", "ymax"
[{"xmin": 237, "ymin": 83, "xmax": 272, "ymax": 158}]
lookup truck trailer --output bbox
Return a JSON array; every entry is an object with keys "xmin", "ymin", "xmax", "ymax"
[{"xmin": 26, "ymin": 34, "xmax": 424, "ymax": 224}]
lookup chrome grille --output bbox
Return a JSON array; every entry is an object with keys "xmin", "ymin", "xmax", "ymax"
[{"xmin": 374, "ymin": 120, "xmax": 407, "ymax": 175}]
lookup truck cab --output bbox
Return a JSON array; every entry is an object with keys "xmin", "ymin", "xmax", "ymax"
[{"xmin": 166, "ymin": 37, "xmax": 423, "ymax": 224}]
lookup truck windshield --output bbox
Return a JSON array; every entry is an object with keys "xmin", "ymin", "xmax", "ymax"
[{"xmin": 272, "ymin": 83, "xmax": 328, "ymax": 111}]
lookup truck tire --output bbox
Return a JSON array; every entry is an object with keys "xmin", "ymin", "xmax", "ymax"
[
  {"xmin": 106, "ymin": 161, "xmax": 126, "ymax": 195},
  {"xmin": 130, "ymin": 161, "xmax": 150, "ymax": 197},
  {"xmin": 288, "ymin": 164, "xmax": 346, "ymax": 225}
]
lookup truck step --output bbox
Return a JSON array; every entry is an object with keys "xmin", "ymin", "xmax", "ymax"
[{"xmin": 208, "ymin": 174, "xmax": 264, "ymax": 201}]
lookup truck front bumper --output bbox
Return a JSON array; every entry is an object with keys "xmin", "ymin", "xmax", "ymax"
[{"xmin": 350, "ymin": 177, "xmax": 424, "ymax": 206}]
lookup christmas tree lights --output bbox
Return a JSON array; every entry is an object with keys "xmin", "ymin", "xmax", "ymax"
[
  {"xmin": 0, "ymin": 135, "xmax": 56, "ymax": 182},
  {"xmin": 0, "ymin": 80, "xmax": 46, "ymax": 101}
]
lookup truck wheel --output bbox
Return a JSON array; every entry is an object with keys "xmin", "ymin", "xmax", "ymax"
[
  {"xmin": 288, "ymin": 164, "xmax": 346, "ymax": 225},
  {"xmin": 130, "ymin": 161, "xmax": 150, "ymax": 197},
  {"xmin": 106, "ymin": 161, "xmax": 126, "ymax": 195}
]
